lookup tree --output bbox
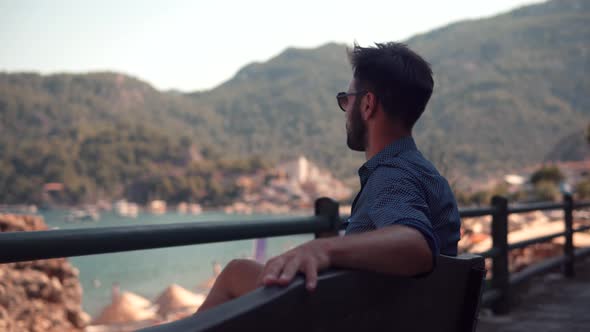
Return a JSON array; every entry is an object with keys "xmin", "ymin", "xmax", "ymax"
[
  {"xmin": 530, "ymin": 166, "xmax": 564, "ymax": 185},
  {"xmin": 533, "ymin": 180, "xmax": 560, "ymax": 202},
  {"xmin": 576, "ymin": 178, "xmax": 590, "ymax": 200}
]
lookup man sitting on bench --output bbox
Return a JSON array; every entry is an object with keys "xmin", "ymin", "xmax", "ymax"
[{"xmin": 197, "ymin": 42, "xmax": 461, "ymax": 312}]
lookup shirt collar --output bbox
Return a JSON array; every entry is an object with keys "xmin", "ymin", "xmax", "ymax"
[{"xmin": 358, "ymin": 136, "xmax": 418, "ymax": 186}]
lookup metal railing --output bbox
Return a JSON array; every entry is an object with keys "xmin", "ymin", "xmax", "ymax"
[
  {"xmin": 0, "ymin": 198, "xmax": 341, "ymax": 263},
  {"xmin": 474, "ymin": 194, "xmax": 590, "ymax": 314},
  {"xmin": 0, "ymin": 195, "xmax": 589, "ymax": 315}
]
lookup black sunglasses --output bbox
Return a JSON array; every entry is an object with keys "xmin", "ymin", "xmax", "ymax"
[{"xmin": 336, "ymin": 91, "xmax": 367, "ymax": 112}]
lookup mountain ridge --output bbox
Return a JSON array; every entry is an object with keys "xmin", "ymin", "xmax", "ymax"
[{"xmin": 1, "ymin": 0, "xmax": 588, "ymax": 203}]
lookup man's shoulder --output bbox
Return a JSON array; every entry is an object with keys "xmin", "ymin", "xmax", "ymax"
[
  {"xmin": 374, "ymin": 148, "xmax": 434, "ymax": 176},
  {"xmin": 369, "ymin": 164, "xmax": 413, "ymax": 182},
  {"xmin": 368, "ymin": 153, "xmax": 452, "ymax": 195},
  {"xmin": 365, "ymin": 164, "xmax": 423, "ymax": 195}
]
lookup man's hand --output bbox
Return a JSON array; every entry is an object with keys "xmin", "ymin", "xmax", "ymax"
[
  {"xmin": 258, "ymin": 225, "xmax": 433, "ymax": 292},
  {"xmin": 260, "ymin": 239, "xmax": 332, "ymax": 291}
]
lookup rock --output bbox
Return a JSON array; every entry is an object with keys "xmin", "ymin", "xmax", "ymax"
[
  {"xmin": 0, "ymin": 306, "xmax": 14, "ymax": 331},
  {"xmin": 0, "ymin": 213, "xmax": 89, "ymax": 332},
  {"xmin": 67, "ymin": 307, "xmax": 91, "ymax": 328}
]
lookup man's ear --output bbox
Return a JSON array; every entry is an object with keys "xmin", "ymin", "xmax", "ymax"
[{"xmin": 362, "ymin": 92, "xmax": 378, "ymax": 120}]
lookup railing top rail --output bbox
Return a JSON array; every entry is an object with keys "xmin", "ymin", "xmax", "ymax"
[
  {"xmin": 0, "ymin": 215, "xmax": 329, "ymax": 263},
  {"xmin": 1, "ymin": 198, "xmax": 589, "ymax": 264},
  {"xmin": 574, "ymin": 201, "xmax": 590, "ymax": 209},
  {"xmin": 508, "ymin": 202, "xmax": 564, "ymax": 214},
  {"xmin": 459, "ymin": 207, "xmax": 497, "ymax": 218}
]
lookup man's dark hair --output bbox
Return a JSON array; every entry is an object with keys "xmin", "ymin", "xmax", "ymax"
[{"xmin": 349, "ymin": 42, "xmax": 434, "ymax": 129}]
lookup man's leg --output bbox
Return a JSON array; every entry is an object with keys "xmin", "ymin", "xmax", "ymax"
[{"xmin": 197, "ymin": 259, "xmax": 264, "ymax": 313}]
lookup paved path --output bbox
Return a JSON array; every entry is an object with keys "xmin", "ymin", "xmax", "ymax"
[{"xmin": 477, "ymin": 256, "xmax": 590, "ymax": 332}]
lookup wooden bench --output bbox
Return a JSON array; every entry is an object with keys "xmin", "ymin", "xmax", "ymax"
[{"xmin": 139, "ymin": 254, "xmax": 485, "ymax": 332}]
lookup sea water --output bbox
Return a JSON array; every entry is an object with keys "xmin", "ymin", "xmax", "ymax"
[{"xmin": 40, "ymin": 210, "xmax": 313, "ymax": 317}]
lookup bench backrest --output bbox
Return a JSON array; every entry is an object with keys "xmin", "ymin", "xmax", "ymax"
[{"xmin": 139, "ymin": 254, "xmax": 485, "ymax": 332}]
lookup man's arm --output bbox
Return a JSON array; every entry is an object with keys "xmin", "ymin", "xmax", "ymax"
[{"xmin": 261, "ymin": 224, "xmax": 432, "ymax": 291}]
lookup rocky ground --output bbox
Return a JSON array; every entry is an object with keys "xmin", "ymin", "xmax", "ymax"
[{"xmin": 0, "ymin": 214, "xmax": 90, "ymax": 332}]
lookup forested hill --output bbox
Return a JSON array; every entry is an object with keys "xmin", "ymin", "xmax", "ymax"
[
  {"xmin": 406, "ymin": 0, "xmax": 590, "ymax": 173},
  {"xmin": 193, "ymin": 0, "xmax": 589, "ymax": 176},
  {"xmin": 1, "ymin": 0, "xmax": 588, "ymax": 203}
]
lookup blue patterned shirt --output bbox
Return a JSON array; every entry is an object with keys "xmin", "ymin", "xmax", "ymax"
[{"xmin": 345, "ymin": 136, "xmax": 461, "ymax": 260}]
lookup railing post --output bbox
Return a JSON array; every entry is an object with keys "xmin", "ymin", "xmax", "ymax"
[
  {"xmin": 314, "ymin": 197, "xmax": 340, "ymax": 238},
  {"xmin": 563, "ymin": 193, "xmax": 575, "ymax": 277},
  {"xmin": 491, "ymin": 195, "xmax": 510, "ymax": 315}
]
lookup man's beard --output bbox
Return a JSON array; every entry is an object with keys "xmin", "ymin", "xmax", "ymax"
[{"xmin": 346, "ymin": 101, "xmax": 366, "ymax": 152}]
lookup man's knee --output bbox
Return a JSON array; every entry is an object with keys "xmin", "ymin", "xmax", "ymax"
[
  {"xmin": 225, "ymin": 258, "xmax": 250, "ymax": 270},
  {"xmin": 224, "ymin": 259, "xmax": 263, "ymax": 278},
  {"xmin": 220, "ymin": 259, "xmax": 264, "ymax": 296}
]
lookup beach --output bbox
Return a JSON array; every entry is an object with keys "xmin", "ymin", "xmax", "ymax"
[{"xmin": 39, "ymin": 210, "xmax": 313, "ymax": 317}]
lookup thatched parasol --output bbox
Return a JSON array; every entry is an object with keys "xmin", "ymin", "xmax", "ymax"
[
  {"xmin": 154, "ymin": 284, "xmax": 205, "ymax": 317},
  {"xmin": 93, "ymin": 291, "xmax": 157, "ymax": 324}
]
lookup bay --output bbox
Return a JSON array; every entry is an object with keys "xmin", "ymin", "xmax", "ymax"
[{"xmin": 40, "ymin": 210, "xmax": 313, "ymax": 317}]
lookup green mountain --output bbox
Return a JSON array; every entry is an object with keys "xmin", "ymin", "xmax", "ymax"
[
  {"xmin": 192, "ymin": 43, "xmax": 358, "ymax": 177},
  {"xmin": 0, "ymin": 74, "xmax": 254, "ymax": 204},
  {"xmin": 191, "ymin": 0, "xmax": 590, "ymax": 177},
  {"xmin": 1, "ymin": 0, "xmax": 589, "ymax": 204},
  {"xmin": 544, "ymin": 129, "xmax": 590, "ymax": 162},
  {"xmin": 407, "ymin": 0, "xmax": 590, "ymax": 174}
]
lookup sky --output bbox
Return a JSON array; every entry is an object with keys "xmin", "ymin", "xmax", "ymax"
[{"xmin": 0, "ymin": 0, "xmax": 545, "ymax": 92}]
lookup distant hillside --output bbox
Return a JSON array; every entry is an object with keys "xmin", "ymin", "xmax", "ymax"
[
  {"xmin": 192, "ymin": 43, "xmax": 358, "ymax": 177},
  {"xmin": 191, "ymin": 0, "xmax": 590, "ymax": 177},
  {"xmin": 1, "ymin": 0, "xmax": 589, "ymax": 203},
  {"xmin": 544, "ymin": 129, "xmax": 590, "ymax": 162},
  {"xmin": 407, "ymin": 0, "xmax": 590, "ymax": 174},
  {"xmin": 0, "ymin": 73, "xmax": 260, "ymax": 204}
]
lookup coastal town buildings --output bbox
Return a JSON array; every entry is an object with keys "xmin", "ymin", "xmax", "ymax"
[
  {"xmin": 114, "ymin": 200, "xmax": 139, "ymax": 218},
  {"xmin": 225, "ymin": 156, "xmax": 353, "ymax": 214},
  {"xmin": 148, "ymin": 200, "xmax": 167, "ymax": 215}
]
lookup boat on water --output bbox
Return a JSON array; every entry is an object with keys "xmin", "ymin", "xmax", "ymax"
[
  {"xmin": 65, "ymin": 209, "xmax": 100, "ymax": 222},
  {"xmin": 0, "ymin": 204, "xmax": 38, "ymax": 214}
]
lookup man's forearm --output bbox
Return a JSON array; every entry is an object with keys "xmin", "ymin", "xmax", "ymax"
[
  {"xmin": 259, "ymin": 224, "xmax": 434, "ymax": 291},
  {"xmin": 323, "ymin": 225, "xmax": 433, "ymax": 276}
]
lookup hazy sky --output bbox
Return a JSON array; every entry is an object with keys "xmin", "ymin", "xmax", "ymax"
[{"xmin": 1, "ymin": 0, "xmax": 545, "ymax": 91}]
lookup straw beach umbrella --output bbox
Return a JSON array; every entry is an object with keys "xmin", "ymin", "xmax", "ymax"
[
  {"xmin": 93, "ymin": 291, "xmax": 157, "ymax": 324},
  {"xmin": 154, "ymin": 284, "xmax": 205, "ymax": 317},
  {"xmin": 198, "ymin": 261, "xmax": 222, "ymax": 291}
]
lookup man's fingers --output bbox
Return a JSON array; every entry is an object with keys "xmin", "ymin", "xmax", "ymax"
[
  {"xmin": 262, "ymin": 258, "xmax": 285, "ymax": 285},
  {"xmin": 303, "ymin": 261, "xmax": 318, "ymax": 291},
  {"xmin": 278, "ymin": 257, "xmax": 300, "ymax": 285}
]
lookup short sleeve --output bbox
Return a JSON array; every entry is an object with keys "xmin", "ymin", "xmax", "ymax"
[{"xmin": 367, "ymin": 171, "xmax": 440, "ymax": 267}]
